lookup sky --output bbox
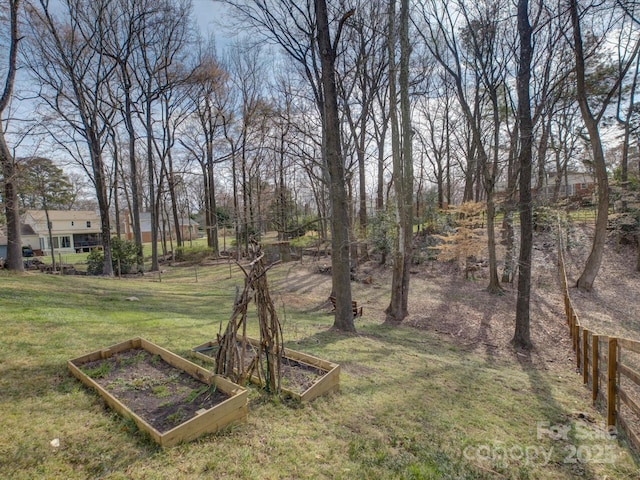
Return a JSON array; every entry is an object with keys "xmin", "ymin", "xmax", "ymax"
[{"xmin": 192, "ymin": 0, "xmax": 233, "ymax": 47}]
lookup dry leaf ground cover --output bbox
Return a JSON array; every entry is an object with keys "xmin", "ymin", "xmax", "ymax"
[{"xmin": 0, "ymin": 226, "xmax": 639, "ymax": 479}]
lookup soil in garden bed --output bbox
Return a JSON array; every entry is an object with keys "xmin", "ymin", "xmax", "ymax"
[
  {"xmin": 79, "ymin": 349, "xmax": 229, "ymax": 433},
  {"xmin": 198, "ymin": 343, "xmax": 325, "ymax": 393}
]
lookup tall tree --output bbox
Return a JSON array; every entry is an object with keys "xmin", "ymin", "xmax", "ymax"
[
  {"xmin": 386, "ymin": 0, "xmax": 414, "ymax": 321},
  {"xmin": 316, "ymin": 0, "xmax": 356, "ymax": 331},
  {"xmin": 513, "ymin": 0, "xmax": 534, "ymax": 349},
  {"xmin": 101, "ymin": 0, "xmax": 150, "ymax": 272},
  {"xmin": 135, "ymin": 0, "xmax": 191, "ymax": 272},
  {"xmin": 0, "ymin": 0, "xmax": 22, "ymax": 272},
  {"xmin": 225, "ymin": 0, "xmax": 356, "ymax": 331},
  {"xmin": 337, "ymin": 0, "xmax": 389, "ymax": 232},
  {"xmin": 182, "ymin": 43, "xmax": 228, "ymax": 255},
  {"xmin": 26, "ymin": 0, "xmax": 116, "ymax": 275},
  {"xmin": 569, "ymin": 0, "xmax": 640, "ymax": 291},
  {"xmin": 416, "ymin": 0, "xmax": 506, "ymax": 294},
  {"xmin": 18, "ymin": 157, "xmax": 74, "ymax": 270}
]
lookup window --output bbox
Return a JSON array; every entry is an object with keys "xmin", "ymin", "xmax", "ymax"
[
  {"xmin": 52, "ymin": 237, "xmax": 59, "ymax": 249},
  {"xmin": 580, "ymin": 183, "xmax": 587, "ymax": 190},
  {"xmin": 61, "ymin": 236, "xmax": 71, "ymax": 248},
  {"xmin": 86, "ymin": 221, "xmax": 91, "ymax": 228}
]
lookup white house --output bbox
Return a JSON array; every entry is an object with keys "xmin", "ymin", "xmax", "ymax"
[
  {"xmin": 22, "ymin": 210, "xmax": 103, "ymax": 254},
  {"xmin": 0, "ymin": 224, "xmax": 40, "ymax": 259}
]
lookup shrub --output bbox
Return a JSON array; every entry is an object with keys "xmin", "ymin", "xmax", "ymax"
[
  {"xmin": 433, "ymin": 202, "xmax": 487, "ymax": 278},
  {"xmin": 289, "ymin": 234, "xmax": 320, "ymax": 248},
  {"xmin": 532, "ymin": 205, "xmax": 554, "ymax": 232},
  {"xmin": 86, "ymin": 238, "xmax": 140, "ymax": 275},
  {"xmin": 86, "ymin": 248, "xmax": 104, "ymax": 275},
  {"xmin": 368, "ymin": 209, "xmax": 395, "ymax": 263},
  {"xmin": 175, "ymin": 245, "xmax": 212, "ymax": 262}
]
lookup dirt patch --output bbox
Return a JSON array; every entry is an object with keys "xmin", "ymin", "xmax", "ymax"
[
  {"xmin": 562, "ymin": 224, "xmax": 640, "ymax": 341},
  {"xmin": 394, "ymin": 237, "xmax": 574, "ymax": 371},
  {"xmin": 80, "ymin": 349, "xmax": 229, "ymax": 433},
  {"xmin": 268, "ymin": 224, "xmax": 635, "ymax": 385},
  {"xmin": 271, "ymin": 229, "xmax": 608, "ymax": 375}
]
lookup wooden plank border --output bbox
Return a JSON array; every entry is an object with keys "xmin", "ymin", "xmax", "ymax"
[
  {"xmin": 69, "ymin": 338, "xmax": 248, "ymax": 447},
  {"xmin": 192, "ymin": 336, "xmax": 340, "ymax": 402}
]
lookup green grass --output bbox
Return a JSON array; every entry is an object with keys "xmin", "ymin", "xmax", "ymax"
[{"xmin": 0, "ymin": 264, "xmax": 637, "ymax": 479}]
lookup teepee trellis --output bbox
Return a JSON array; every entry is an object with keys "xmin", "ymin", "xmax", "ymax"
[{"xmin": 215, "ymin": 242, "xmax": 283, "ymax": 394}]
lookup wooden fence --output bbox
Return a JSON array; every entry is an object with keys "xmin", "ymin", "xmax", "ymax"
[{"xmin": 558, "ymin": 233, "xmax": 640, "ymax": 452}]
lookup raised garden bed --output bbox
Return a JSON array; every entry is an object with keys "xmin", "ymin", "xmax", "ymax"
[
  {"xmin": 68, "ymin": 337, "xmax": 247, "ymax": 447},
  {"xmin": 192, "ymin": 336, "xmax": 340, "ymax": 402}
]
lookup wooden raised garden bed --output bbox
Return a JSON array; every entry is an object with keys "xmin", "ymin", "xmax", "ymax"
[
  {"xmin": 68, "ymin": 337, "xmax": 248, "ymax": 447},
  {"xmin": 192, "ymin": 337, "xmax": 340, "ymax": 402}
]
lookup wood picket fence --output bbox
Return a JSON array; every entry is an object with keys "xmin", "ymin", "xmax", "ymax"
[{"xmin": 557, "ymin": 228, "xmax": 640, "ymax": 452}]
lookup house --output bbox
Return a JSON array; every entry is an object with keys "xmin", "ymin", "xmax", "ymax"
[
  {"xmin": 540, "ymin": 170, "xmax": 596, "ymax": 200},
  {"xmin": 22, "ymin": 210, "xmax": 103, "ymax": 254},
  {"xmin": 495, "ymin": 169, "xmax": 595, "ymax": 201},
  {"xmin": 121, "ymin": 211, "xmax": 199, "ymax": 243},
  {"xmin": 0, "ymin": 224, "xmax": 40, "ymax": 259}
]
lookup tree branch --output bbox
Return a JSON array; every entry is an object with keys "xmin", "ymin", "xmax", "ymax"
[{"xmin": 333, "ymin": 8, "xmax": 356, "ymax": 52}]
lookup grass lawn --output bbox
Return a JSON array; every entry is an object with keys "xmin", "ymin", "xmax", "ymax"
[{"xmin": 0, "ymin": 263, "xmax": 638, "ymax": 479}]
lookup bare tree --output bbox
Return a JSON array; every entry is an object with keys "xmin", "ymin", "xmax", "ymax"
[
  {"xmin": 0, "ymin": 0, "xmax": 22, "ymax": 271},
  {"xmin": 316, "ymin": 0, "xmax": 355, "ymax": 331},
  {"xmin": 513, "ymin": 0, "xmax": 534, "ymax": 349},
  {"xmin": 225, "ymin": 0, "xmax": 356, "ymax": 331},
  {"xmin": 416, "ymin": 0, "xmax": 508, "ymax": 294},
  {"xmin": 182, "ymin": 42, "xmax": 229, "ymax": 255},
  {"xmin": 26, "ymin": 0, "xmax": 116, "ymax": 275},
  {"xmin": 569, "ymin": 0, "xmax": 640, "ymax": 291},
  {"xmin": 386, "ymin": 0, "xmax": 414, "ymax": 321},
  {"xmin": 337, "ymin": 0, "xmax": 389, "ymax": 232},
  {"xmin": 101, "ymin": 0, "xmax": 152, "ymax": 272},
  {"xmin": 134, "ymin": 0, "xmax": 192, "ymax": 271}
]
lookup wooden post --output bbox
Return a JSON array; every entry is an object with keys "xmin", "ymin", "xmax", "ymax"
[
  {"xmin": 572, "ymin": 314, "xmax": 578, "ymax": 351},
  {"xmin": 592, "ymin": 334, "xmax": 599, "ymax": 404},
  {"xmin": 576, "ymin": 326, "xmax": 582, "ymax": 370},
  {"xmin": 607, "ymin": 337, "xmax": 617, "ymax": 428},
  {"xmin": 582, "ymin": 329, "xmax": 589, "ymax": 383}
]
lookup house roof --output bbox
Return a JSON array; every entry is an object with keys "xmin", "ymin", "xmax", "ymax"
[
  {"xmin": 0, "ymin": 224, "xmax": 38, "ymax": 245},
  {"xmin": 24, "ymin": 209, "xmax": 101, "ymax": 222}
]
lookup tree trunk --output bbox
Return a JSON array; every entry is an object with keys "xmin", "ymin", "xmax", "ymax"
[
  {"xmin": 45, "ymin": 207, "xmax": 56, "ymax": 271},
  {"xmin": 535, "ymin": 115, "xmax": 551, "ymax": 194},
  {"xmin": 486, "ymin": 191, "xmax": 501, "ymax": 293},
  {"xmin": 618, "ymin": 43, "xmax": 640, "ymax": 186},
  {"xmin": 386, "ymin": 0, "xmax": 402, "ymax": 319},
  {"xmin": 386, "ymin": 0, "xmax": 413, "ymax": 320},
  {"xmin": 0, "ymin": 0, "xmax": 22, "ymax": 272},
  {"xmin": 570, "ymin": 0, "xmax": 608, "ymax": 292},
  {"xmin": 121, "ymin": 70, "xmax": 144, "ymax": 271},
  {"xmin": 146, "ymin": 103, "xmax": 159, "ymax": 272},
  {"xmin": 513, "ymin": 0, "xmax": 533, "ymax": 349},
  {"xmin": 501, "ymin": 209, "xmax": 515, "ymax": 283},
  {"xmin": 357, "ymin": 129, "xmax": 367, "ymax": 231},
  {"xmin": 376, "ymin": 126, "xmax": 387, "ymax": 211},
  {"xmin": 89, "ymin": 137, "xmax": 113, "ymax": 277},
  {"xmin": 206, "ymin": 151, "xmax": 219, "ymax": 256},
  {"xmin": 0, "ymin": 129, "xmax": 23, "ymax": 272},
  {"xmin": 316, "ymin": 0, "xmax": 355, "ymax": 332}
]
